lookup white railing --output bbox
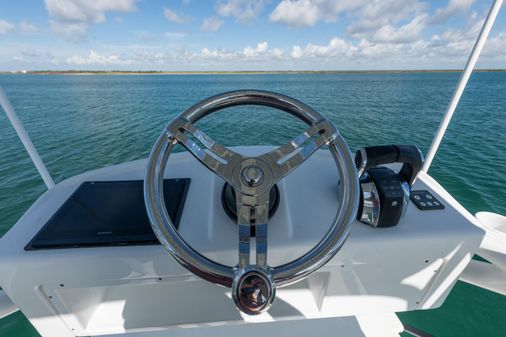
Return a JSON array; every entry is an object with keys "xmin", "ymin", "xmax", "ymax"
[
  {"xmin": 0, "ymin": 87, "xmax": 55, "ymax": 189},
  {"xmin": 422, "ymin": 0, "xmax": 504, "ymax": 172}
]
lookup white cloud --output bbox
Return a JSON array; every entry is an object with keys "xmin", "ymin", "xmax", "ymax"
[
  {"xmin": 243, "ymin": 41, "xmax": 268, "ymax": 57},
  {"xmin": 3, "ymin": 0, "xmax": 504, "ymax": 71},
  {"xmin": 163, "ymin": 7, "xmax": 188, "ymax": 24},
  {"xmin": 348, "ymin": 0, "xmax": 426, "ymax": 35},
  {"xmin": 0, "ymin": 19, "xmax": 15, "ymax": 34},
  {"xmin": 291, "ymin": 37, "xmax": 355, "ymax": 59},
  {"xmin": 12, "ymin": 50, "xmax": 60, "ymax": 65},
  {"xmin": 270, "ymin": 0, "xmax": 321, "ymax": 27},
  {"xmin": 44, "ymin": 0, "xmax": 138, "ymax": 23},
  {"xmin": 291, "ymin": 45, "xmax": 303, "ymax": 58},
  {"xmin": 6, "ymin": 21, "xmax": 504, "ymax": 71},
  {"xmin": 242, "ymin": 42, "xmax": 284, "ymax": 60},
  {"xmin": 216, "ymin": 0, "xmax": 265, "ymax": 23},
  {"xmin": 270, "ymin": 0, "xmax": 365, "ymax": 27},
  {"xmin": 359, "ymin": 14, "xmax": 428, "ymax": 44},
  {"xmin": 286, "ymin": 33, "xmax": 477, "ymax": 68},
  {"xmin": 201, "ymin": 41, "xmax": 284, "ymax": 63},
  {"xmin": 49, "ymin": 21, "xmax": 88, "ymax": 42},
  {"xmin": 355, "ymin": 39, "xmax": 427, "ymax": 60},
  {"xmin": 269, "ymin": 0, "xmax": 428, "ymax": 46},
  {"xmin": 135, "ymin": 31, "xmax": 156, "ymax": 41},
  {"xmin": 201, "ymin": 17, "xmax": 224, "ymax": 31},
  {"xmin": 44, "ymin": 0, "xmax": 138, "ymax": 41},
  {"xmin": 201, "ymin": 48, "xmax": 236, "ymax": 60},
  {"xmin": 429, "ymin": 12, "xmax": 484, "ymax": 53},
  {"xmin": 425, "ymin": 13, "xmax": 484, "ymax": 62},
  {"xmin": 19, "ymin": 21, "xmax": 38, "ymax": 33},
  {"xmin": 271, "ymin": 48, "xmax": 284, "ymax": 59},
  {"xmin": 165, "ymin": 32, "xmax": 186, "ymax": 39},
  {"xmin": 481, "ymin": 32, "xmax": 506, "ymax": 62},
  {"xmin": 432, "ymin": 0, "xmax": 475, "ymax": 24},
  {"xmin": 66, "ymin": 50, "xmax": 133, "ymax": 65}
]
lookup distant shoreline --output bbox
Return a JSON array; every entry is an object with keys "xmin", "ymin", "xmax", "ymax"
[{"xmin": 1, "ymin": 69, "xmax": 506, "ymax": 75}]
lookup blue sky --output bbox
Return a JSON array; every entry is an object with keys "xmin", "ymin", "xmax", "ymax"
[{"xmin": 0, "ymin": 0, "xmax": 505, "ymax": 71}]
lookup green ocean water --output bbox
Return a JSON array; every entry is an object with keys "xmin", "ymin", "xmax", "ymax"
[{"xmin": 0, "ymin": 73, "xmax": 505, "ymax": 336}]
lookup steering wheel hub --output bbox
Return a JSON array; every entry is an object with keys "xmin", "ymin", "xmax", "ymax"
[{"xmin": 241, "ymin": 165, "xmax": 264, "ymax": 187}]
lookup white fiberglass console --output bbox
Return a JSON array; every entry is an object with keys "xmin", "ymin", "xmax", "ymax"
[{"xmin": 0, "ymin": 146, "xmax": 484, "ymax": 337}]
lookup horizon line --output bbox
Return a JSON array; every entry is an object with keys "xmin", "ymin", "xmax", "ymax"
[{"xmin": 2, "ymin": 69, "xmax": 506, "ymax": 75}]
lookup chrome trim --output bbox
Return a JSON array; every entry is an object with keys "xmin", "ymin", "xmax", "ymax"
[
  {"xmin": 400, "ymin": 180, "xmax": 410, "ymax": 220},
  {"xmin": 254, "ymin": 204, "xmax": 269, "ymax": 268},
  {"xmin": 179, "ymin": 90, "xmax": 324, "ymax": 125},
  {"xmin": 144, "ymin": 90, "xmax": 359, "ymax": 313},
  {"xmin": 410, "ymin": 146, "xmax": 425, "ymax": 185},
  {"xmin": 241, "ymin": 165, "xmax": 264, "ymax": 187},
  {"xmin": 358, "ymin": 173, "xmax": 381, "ymax": 227},
  {"xmin": 357, "ymin": 147, "xmax": 367, "ymax": 177}
]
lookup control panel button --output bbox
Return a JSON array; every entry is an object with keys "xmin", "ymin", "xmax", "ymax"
[{"xmin": 410, "ymin": 190, "xmax": 445, "ymax": 210}]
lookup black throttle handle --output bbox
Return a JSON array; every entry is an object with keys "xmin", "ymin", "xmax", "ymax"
[{"xmin": 355, "ymin": 145, "xmax": 423, "ymax": 186}]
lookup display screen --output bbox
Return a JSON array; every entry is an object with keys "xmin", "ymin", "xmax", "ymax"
[{"xmin": 26, "ymin": 179, "xmax": 190, "ymax": 250}]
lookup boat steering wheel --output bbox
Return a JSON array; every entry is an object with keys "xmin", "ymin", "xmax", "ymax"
[{"xmin": 144, "ymin": 90, "xmax": 359, "ymax": 315}]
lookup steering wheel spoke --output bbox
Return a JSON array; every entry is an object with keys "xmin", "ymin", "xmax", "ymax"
[
  {"xmin": 237, "ymin": 204, "xmax": 252, "ymax": 268},
  {"xmin": 259, "ymin": 119, "xmax": 338, "ymax": 183},
  {"xmin": 167, "ymin": 118, "xmax": 242, "ymax": 183},
  {"xmin": 254, "ymin": 204, "xmax": 268, "ymax": 268},
  {"xmin": 236, "ymin": 194, "xmax": 270, "ymax": 269}
]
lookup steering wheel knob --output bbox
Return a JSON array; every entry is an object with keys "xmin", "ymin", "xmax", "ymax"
[{"xmin": 232, "ymin": 268, "xmax": 275, "ymax": 315}]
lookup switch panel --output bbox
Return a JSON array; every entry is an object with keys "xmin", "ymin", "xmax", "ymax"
[{"xmin": 410, "ymin": 190, "xmax": 445, "ymax": 210}]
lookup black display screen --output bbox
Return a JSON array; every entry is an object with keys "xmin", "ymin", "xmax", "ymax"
[{"xmin": 26, "ymin": 179, "xmax": 190, "ymax": 250}]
